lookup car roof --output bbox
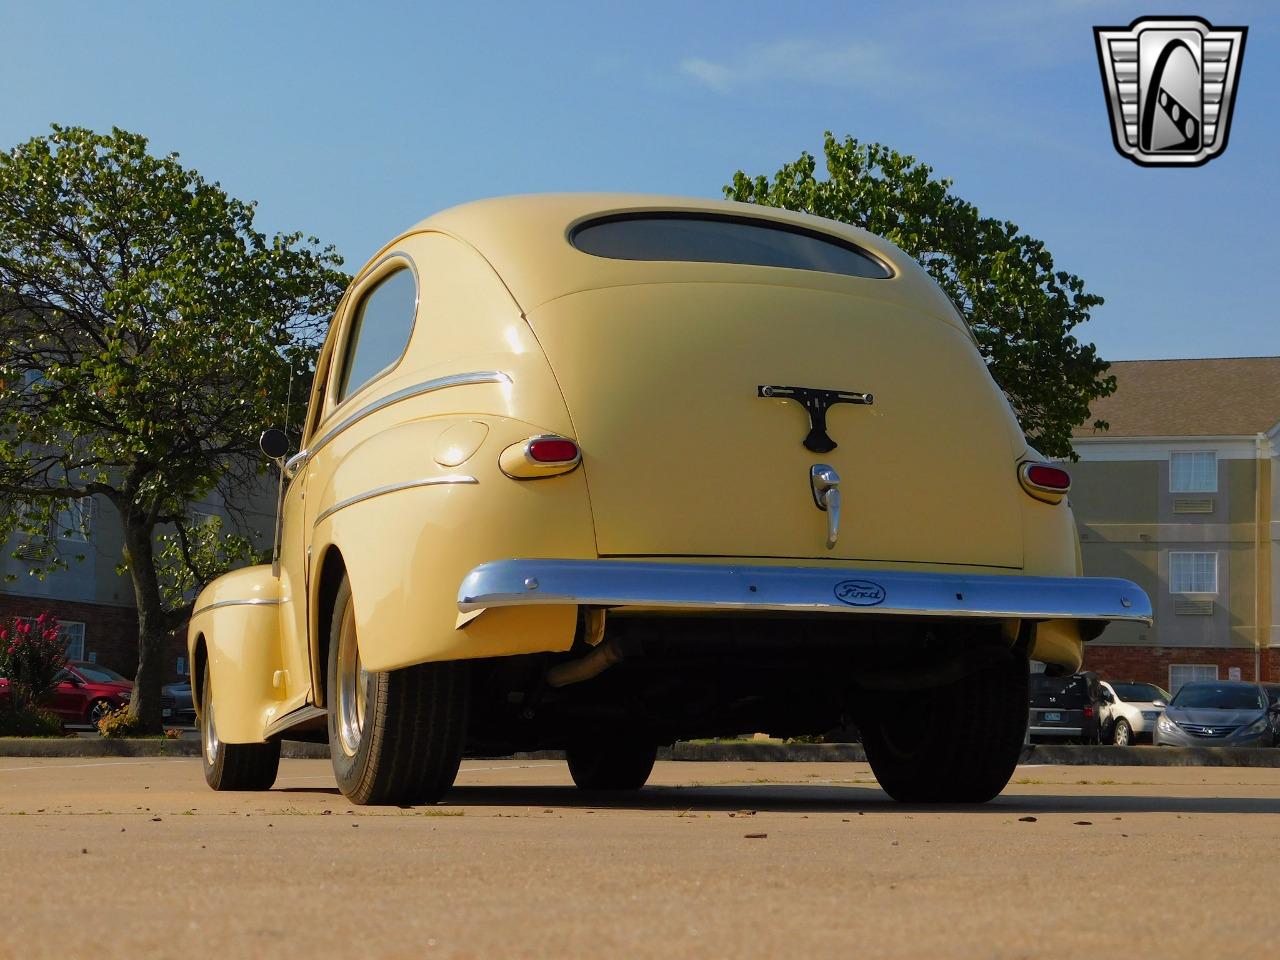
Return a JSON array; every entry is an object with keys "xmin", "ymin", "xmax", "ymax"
[{"xmin": 402, "ymin": 193, "xmax": 961, "ymax": 320}]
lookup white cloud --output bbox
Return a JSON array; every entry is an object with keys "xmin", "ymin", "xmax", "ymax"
[{"xmin": 678, "ymin": 38, "xmax": 911, "ymax": 94}]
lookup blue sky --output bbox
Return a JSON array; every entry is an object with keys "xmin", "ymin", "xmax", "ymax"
[{"xmin": 2, "ymin": 0, "xmax": 1276, "ymax": 361}]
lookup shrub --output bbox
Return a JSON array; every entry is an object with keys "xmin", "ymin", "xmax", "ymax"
[
  {"xmin": 0, "ymin": 705, "xmax": 63, "ymax": 737},
  {"xmin": 97, "ymin": 703, "xmax": 144, "ymax": 738},
  {"xmin": 0, "ymin": 613, "xmax": 67, "ymax": 714}
]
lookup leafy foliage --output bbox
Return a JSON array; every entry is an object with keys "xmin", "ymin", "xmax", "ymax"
[
  {"xmin": 155, "ymin": 515, "xmax": 266, "ymax": 611},
  {"xmin": 725, "ymin": 134, "xmax": 1114, "ymax": 458},
  {"xmin": 0, "ymin": 704, "xmax": 63, "ymax": 737},
  {"xmin": 0, "ymin": 125, "xmax": 348, "ymax": 729},
  {"xmin": 96, "ymin": 702, "xmax": 144, "ymax": 738},
  {"xmin": 0, "ymin": 612, "xmax": 67, "ymax": 713}
]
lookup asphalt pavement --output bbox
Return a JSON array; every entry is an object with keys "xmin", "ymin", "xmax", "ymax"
[{"xmin": 2, "ymin": 758, "xmax": 1276, "ymax": 959}]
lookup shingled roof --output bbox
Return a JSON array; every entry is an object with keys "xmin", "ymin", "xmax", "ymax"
[{"xmin": 1073, "ymin": 357, "xmax": 1280, "ymax": 439}]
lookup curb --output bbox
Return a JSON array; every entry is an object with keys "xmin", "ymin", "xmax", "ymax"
[
  {"xmin": 0, "ymin": 738, "xmax": 329, "ymax": 760},
  {"xmin": 3, "ymin": 737, "xmax": 1280, "ymax": 766}
]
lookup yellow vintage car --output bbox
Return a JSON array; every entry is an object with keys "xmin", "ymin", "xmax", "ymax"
[{"xmin": 187, "ymin": 194, "xmax": 1151, "ymax": 805}]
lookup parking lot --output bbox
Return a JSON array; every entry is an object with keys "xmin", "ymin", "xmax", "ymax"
[{"xmin": 2, "ymin": 757, "xmax": 1277, "ymax": 959}]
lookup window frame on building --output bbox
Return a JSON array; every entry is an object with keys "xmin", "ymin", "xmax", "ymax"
[
  {"xmin": 1169, "ymin": 663, "xmax": 1219, "ymax": 694},
  {"xmin": 55, "ymin": 496, "xmax": 94, "ymax": 543},
  {"xmin": 16, "ymin": 617, "xmax": 86, "ymax": 660},
  {"xmin": 1169, "ymin": 451, "xmax": 1218, "ymax": 493},
  {"xmin": 190, "ymin": 509, "xmax": 221, "ymax": 530},
  {"xmin": 1168, "ymin": 550, "xmax": 1218, "ymax": 594}
]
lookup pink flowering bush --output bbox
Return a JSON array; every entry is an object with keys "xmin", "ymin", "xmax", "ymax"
[{"xmin": 0, "ymin": 613, "xmax": 67, "ymax": 714}]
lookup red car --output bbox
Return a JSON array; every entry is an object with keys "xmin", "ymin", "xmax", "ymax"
[
  {"xmin": 0, "ymin": 661, "xmax": 172, "ymax": 727},
  {"xmin": 50, "ymin": 662, "xmax": 138, "ymax": 726}
]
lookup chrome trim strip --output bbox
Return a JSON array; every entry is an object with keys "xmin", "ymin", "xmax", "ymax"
[
  {"xmin": 292, "ymin": 371, "xmax": 512, "ymax": 470},
  {"xmin": 457, "ymin": 559, "xmax": 1154, "ymax": 623},
  {"xmin": 314, "ymin": 475, "xmax": 478, "ymax": 527},
  {"xmin": 191, "ymin": 598, "xmax": 284, "ymax": 619},
  {"xmin": 263, "ymin": 704, "xmax": 328, "ymax": 739}
]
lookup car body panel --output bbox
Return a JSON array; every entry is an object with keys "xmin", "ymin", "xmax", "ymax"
[
  {"xmin": 528, "ymin": 284, "xmax": 1023, "ymax": 566},
  {"xmin": 186, "ymin": 193, "xmax": 1152, "ymax": 745}
]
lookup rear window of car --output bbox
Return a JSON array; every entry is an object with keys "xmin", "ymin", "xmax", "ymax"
[
  {"xmin": 1029, "ymin": 674, "xmax": 1091, "ymax": 707},
  {"xmin": 570, "ymin": 214, "xmax": 892, "ymax": 280},
  {"xmin": 1110, "ymin": 682, "xmax": 1168, "ymax": 703}
]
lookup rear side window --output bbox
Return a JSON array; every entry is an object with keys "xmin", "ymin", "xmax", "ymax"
[
  {"xmin": 570, "ymin": 214, "xmax": 892, "ymax": 279},
  {"xmin": 336, "ymin": 266, "xmax": 418, "ymax": 403},
  {"xmin": 1029, "ymin": 675, "xmax": 1090, "ymax": 707}
]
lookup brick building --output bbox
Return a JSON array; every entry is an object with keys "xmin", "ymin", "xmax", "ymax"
[
  {"xmin": 1072, "ymin": 357, "xmax": 1279, "ymax": 692},
  {"xmin": 0, "ymin": 489, "xmax": 274, "ymax": 683}
]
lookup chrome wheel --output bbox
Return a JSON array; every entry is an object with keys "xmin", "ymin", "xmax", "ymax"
[
  {"xmin": 335, "ymin": 601, "xmax": 369, "ymax": 758},
  {"xmin": 89, "ymin": 700, "xmax": 113, "ymax": 728},
  {"xmin": 202, "ymin": 675, "xmax": 220, "ymax": 764},
  {"xmin": 1113, "ymin": 719, "xmax": 1132, "ymax": 747}
]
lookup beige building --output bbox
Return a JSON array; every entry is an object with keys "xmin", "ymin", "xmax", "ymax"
[{"xmin": 1071, "ymin": 357, "xmax": 1279, "ymax": 691}]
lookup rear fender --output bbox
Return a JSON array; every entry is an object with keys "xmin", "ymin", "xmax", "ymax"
[
  {"xmin": 186, "ymin": 565, "xmax": 284, "ymax": 743},
  {"xmin": 312, "ymin": 415, "xmax": 594, "ymax": 673}
]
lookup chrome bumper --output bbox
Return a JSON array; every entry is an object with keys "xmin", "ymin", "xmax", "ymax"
[{"xmin": 457, "ymin": 559, "xmax": 1152, "ymax": 623}]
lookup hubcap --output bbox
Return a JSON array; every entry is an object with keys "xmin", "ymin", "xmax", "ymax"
[
  {"xmin": 336, "ymin": 602, "xmax": 369, "ymax": 757},
  {"xmin": 202, "ymin": 677, "xmax": 220, "ymax": 765}
]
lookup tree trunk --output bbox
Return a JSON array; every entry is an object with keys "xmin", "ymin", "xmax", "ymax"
[{"xmin": 122, "ymin": 517, "xmax": 170, "ymax": 734}]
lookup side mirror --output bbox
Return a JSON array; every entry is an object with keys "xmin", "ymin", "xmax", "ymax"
[{"xmin": 259, "ymin": 428, "xmax": 290, "ymax": 460}]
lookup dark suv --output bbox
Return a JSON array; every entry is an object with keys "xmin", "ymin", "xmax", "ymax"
[{"xmin": 1029, "ymin": 671, "xmax": 1107, "ymax": 744}]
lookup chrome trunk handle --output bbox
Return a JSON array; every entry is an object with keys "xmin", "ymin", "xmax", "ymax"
[{"xmin": 809, "ymin": 464, "xmax": 842, "ymax": 550}]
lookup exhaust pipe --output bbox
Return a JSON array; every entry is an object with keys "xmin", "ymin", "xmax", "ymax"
[{"xmin": 545, "ymin": 637, "xmax": 628, "ymax": 688}]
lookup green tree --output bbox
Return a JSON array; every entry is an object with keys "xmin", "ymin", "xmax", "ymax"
[
  {"xmin": 726, "ymin": 133, "xmax": 1114, "ymax": 458},
  {"xmin": 0, "ymin": 126, "xmax": 347, "ymax": 731}
]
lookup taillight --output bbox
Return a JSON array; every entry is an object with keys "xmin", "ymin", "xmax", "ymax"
[
  {"xmin": 499, "ymin": 435, "xmax": 582, "ymax": 479},
  {"xmin": 527, "ymin": 438, "xmax": 580, "ymax": 463},
  {"xmin": 1083, "ymin": 705, "xmax": 1094, "ymax": 719},
  {"xmin": 1018, "ymin": 461, "xmax": 1070, "ymax": 503}
]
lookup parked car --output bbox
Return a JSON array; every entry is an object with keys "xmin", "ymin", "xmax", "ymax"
[
  {"xmin": 1155, "ymin": 681, "xmax": 1279, "ymax": 747},
  {"xmin": 163, "ymin": 682, "xmax": 195, "ymax": 726},
  {"xmin": 1100, "ymin": 680, "xmax": 1171, "ymax": 745},
  {"xmin": 0, "ymin": 661, "xmax": 174, "ymax": 727},
  {"xmin": 1029, "ymin": 672, "xmax": 1108, "ymax": 744},
  {"xmin": 188, "ymin": 194, "xmax": 1151, "ymax": 805}
]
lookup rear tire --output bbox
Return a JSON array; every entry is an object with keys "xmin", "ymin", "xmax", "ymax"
[
  {"xmin": 860, "ymin": 647, "xmax": 1028, "ymax": 804},
  {"xmin": 566, "ymin": 736, "xmax": 657, "ymax": 791},
  {"xmin": 200, "ymin": 669, "xmax": 280, "ymax": 791},
  {"xmin": 327, "ymin": 576, "xmax": 468, "ymax": 805}
]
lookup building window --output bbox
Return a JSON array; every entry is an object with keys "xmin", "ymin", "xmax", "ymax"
[
  {"xmin": 190, "ymin": 510, "xmax": 220, "ymax": 529},
  {"xmin": 56, "ymin": 497, "xmax": 93, "ymax": 542},
  {"xmin": 1169, "ymin": 551, "xmax": 1217, "ymax": 593},
  {"xmin": 59, "ymin": 621, "xmax": 86, "ymax": 660},
  {"xmin": 17, "ymin": 618, "xmax": 86, "ymax": 660},
  {"xmin": 1170, "ymin": 451, "xmax": 1217, "ymax": 492},
  {"xmin": 1169, "ymin": 663, "xmax": 1218, "ymax": 694}
]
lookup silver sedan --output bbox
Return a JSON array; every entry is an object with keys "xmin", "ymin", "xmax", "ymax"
[{"xmin": 1154, "ymin": 681, "xmax": 1278, "ymax": 748}]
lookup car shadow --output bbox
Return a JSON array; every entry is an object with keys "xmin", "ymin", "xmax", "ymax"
[{"xmin": 437, "ymin": 783, "xmax": 1280, "ymax": 816}]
